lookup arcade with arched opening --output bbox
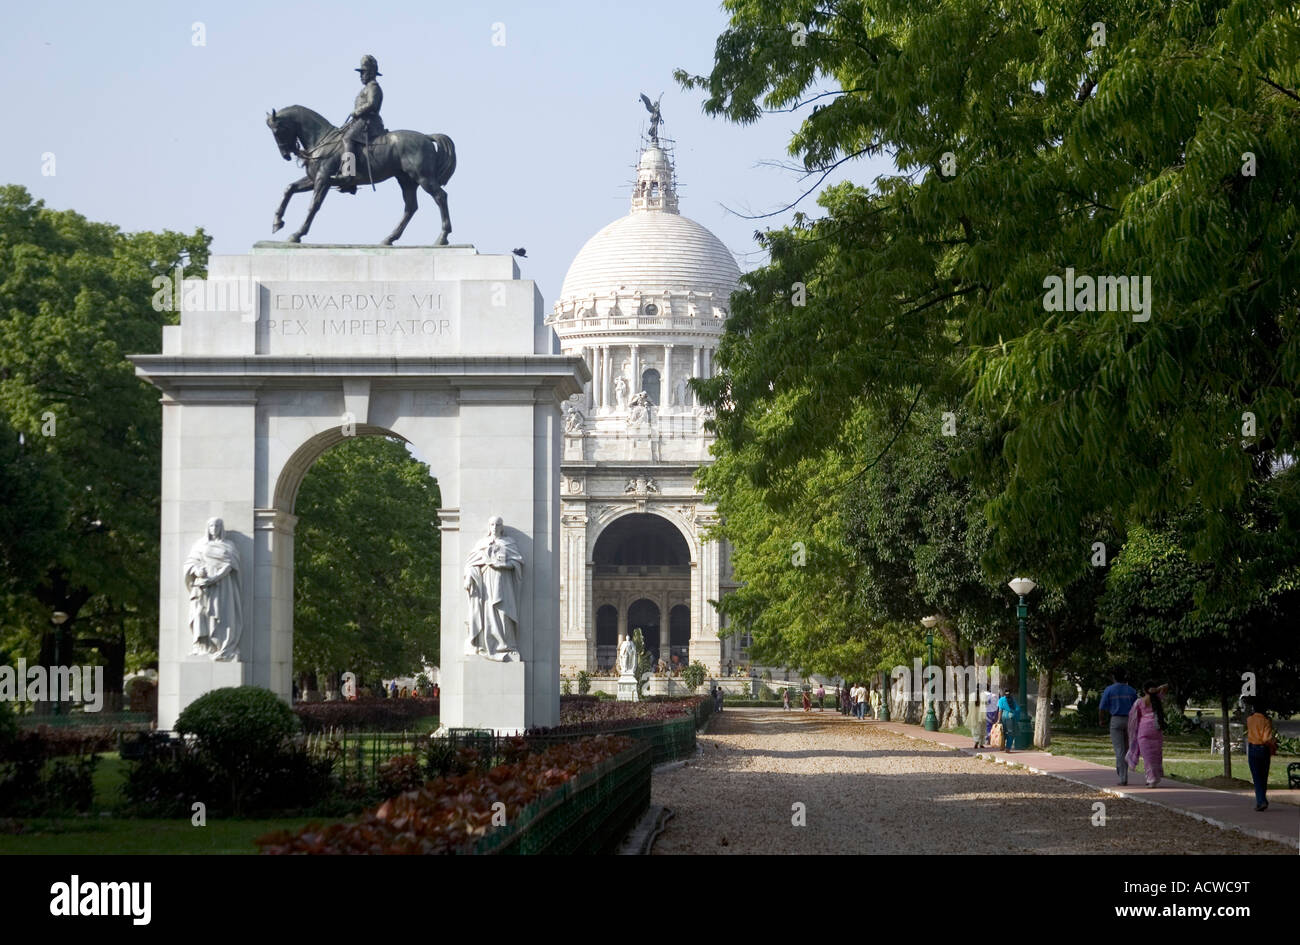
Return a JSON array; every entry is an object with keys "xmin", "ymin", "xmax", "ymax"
[{"xmin": 590, "ymin": 512, "xmax": 691, "ymax": 672}]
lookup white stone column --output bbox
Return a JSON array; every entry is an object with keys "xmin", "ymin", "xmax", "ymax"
[
  {"xmin": 630, "ymin": 344, "xmax": 641, "ymax": 395},
  {"xmin": 703, "ymin": 346, "xmax": 712, "ymax": 380},
  {"xmin": 692, "ymin": 346, "xmax": 702, "ymax": 387},
  {"xmin": 693, "ymin": 519, "xmax": 723, "ymax": 674},
  {"xmin": 583, "ymin": 346, "xmax": 594, "ymax": 411},
  {"xmin": 663, "ymin": 343, "xmax": 673, "ymax": 409},
  {"xmin": 602, "ymin": 346, "xmax": 612, "ymax": 411},
  {"xmin": 659, "ymin": 591, "xmax": 672, "ymax": 669},
  {"xmin": 559, "ymin": 509, "xmax": 591, "ymax": 671}
]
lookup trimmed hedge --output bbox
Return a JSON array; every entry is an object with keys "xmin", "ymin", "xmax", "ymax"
[
  {"xmin": 294, "ymin": 697, "xmax": 439, "ymax": 733},
  {"xmin": 0, "ymin": 728, "xmax": 100, "ymax": 816}
]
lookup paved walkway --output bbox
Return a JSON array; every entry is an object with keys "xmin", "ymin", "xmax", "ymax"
[
  {"xmin": 651, "ymin": 709, "xmax": 1292, "ymax": 854},
  {"xmin": 872, "ymin": 717, "xmax": 1299, "ymax": 849}
]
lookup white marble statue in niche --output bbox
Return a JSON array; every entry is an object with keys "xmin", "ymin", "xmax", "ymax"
[
  {"xmin": 562, "ymin": 401, "xmax": 584, "ymax": 433},
  {"xmin": 673, "ymin": 375, "xmax": 691, "ymax": 407},
  {"xmin": 464, "ymin": 515, "xmax": 525, "ymax": 661},
  {"xmin": 627, "ymin": 389, "xmax": 652, "ymax": 427},
  {"xmin": 184, "ymin": 517, "xmax": 243, "ymax": 661}
]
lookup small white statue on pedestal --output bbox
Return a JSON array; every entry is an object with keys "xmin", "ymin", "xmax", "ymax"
[{"xmin": 616, "ymin": 633, "xmax": 640, "ymax": 702}]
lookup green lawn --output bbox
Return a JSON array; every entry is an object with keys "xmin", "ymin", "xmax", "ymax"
[
  {"xmin": 937, "ymin": 724, "xmax": 1294, "ymax": 789},
  {"xmin": 1043, "ymin": 731, "xmax": 1294, "ymax": 789},
  {"xmin": 0, "ymin": 817, "xmax": 324, "ymax": 854}
]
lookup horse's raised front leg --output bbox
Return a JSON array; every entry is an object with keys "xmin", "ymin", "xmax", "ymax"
[
  {"xmin": 290, "ymin": 179, "xmax": 331, "ymax": 243},
  {"xmin": 382, "ymin": 178, "xmax": 419, "ymax": 246},
  {"xmin": 272, "ymin": 176, "xmax": 313, "ymax": 234}
]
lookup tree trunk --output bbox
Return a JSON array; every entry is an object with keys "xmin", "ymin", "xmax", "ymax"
[
  {"xmin": 100, "ymin": 623, "xmax": 127, "ymax": 712},
  {"xmin": 1034, "ymin": 665, "xmax": 1054, "ymax": 748},
  {"xmin": 33, "ymin": 627, "xmax": 56, "ymax": 716},
  {"xmin": 1220, "ymin": 689, "xmax": 1232, "ymax": 779}
]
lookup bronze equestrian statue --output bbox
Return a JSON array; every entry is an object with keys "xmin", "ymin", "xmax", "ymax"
[{"xmin": 267, "ymin": 55, "xmax": 456, "ymax": 245}]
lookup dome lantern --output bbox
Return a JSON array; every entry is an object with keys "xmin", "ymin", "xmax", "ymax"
[{"xmin": 631, "ymin": 146, "xmax": 679, "ymax": 214}]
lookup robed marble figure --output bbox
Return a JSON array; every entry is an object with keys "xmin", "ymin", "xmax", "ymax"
[
  {"xmin": 184, "ymin": 518, "xmax": 243, "ymax": 661},
  {"xmin": 617, "ymin": 634, "xmax": 637, "ymax": 676},
  {"xmin": 464, "ymin": 516, "xmax": 524, "ymax": 660}
]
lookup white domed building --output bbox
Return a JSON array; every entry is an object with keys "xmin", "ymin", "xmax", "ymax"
[{"xmin": 548, "ymin": 129, "xmax": 747, "ymax": 679}]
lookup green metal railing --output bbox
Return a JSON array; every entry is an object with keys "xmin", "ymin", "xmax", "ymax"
[{"xmin": 472, "ymin": 741, "xmax": 652, "ymax": 855}]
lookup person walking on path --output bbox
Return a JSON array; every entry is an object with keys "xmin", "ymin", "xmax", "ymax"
[
  {"xmin": 870, "ymin": 684, "xmax": 882, "ymax": 720},
  {"xmin": 997, "ymin": 689, "xmax": 1019, "ymax": 753},
  {"xmin": 857, "ymin": 683, "xmax": 868, "ymax": 719},
  {"xmin": 817, "ymin": 684, "xmax": 826, "ymax": 711},
  {"xmin": 783, "ymin": 687, "xmax": 791, "ymax": 711},
  {"xmin": 1244, "ymin": 699, "xmax": 1277, "ymax": 811},
  {"xmin": 802, "ymin": 688, "xmax": 812, "ymax": 712},
  {"xmin": 1098, "ymin": 667, "xmax": 1139, "ymax": 785},
  {"xmin": 982, "ymin": 685, "xmax": 999, "ymax": 747},
  {"xmin": 971, "ymin": 686, "xmax": 992, "ymax": 748},
  {"xmin": 1126, "ymin": 682, "xmax": 1168, "ymax": 787}
]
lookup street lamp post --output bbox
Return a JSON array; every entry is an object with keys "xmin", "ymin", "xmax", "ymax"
[
  {"xmin": 1007, "ymin": 579, "xmax": 1036, "ymax": 749},
  {"xmin": 51, "ymin": 611, "xmax": 69, "ymax": 716},
  {"xmin": 921, "ymin": 615, "xmax": 940, "ymax": 731}
]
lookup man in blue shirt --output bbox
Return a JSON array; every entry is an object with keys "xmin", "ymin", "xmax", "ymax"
[{"xmin": 1098, "ymin": 668, "xmax": 1139, "ymax": 785}]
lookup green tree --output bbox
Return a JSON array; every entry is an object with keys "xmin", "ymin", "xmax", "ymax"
[
  {"xmin": 1099, "ymin": 518, "xmax": 1300, "ymax": 776},
  {"xmin": 0, "ymin": 185, "xmax": 208, "ymax": 703},
  {"xmin": 292, "ymin": 436, "xmax": 441, "ymax": 688},
  {"xmin": 680, "ymin": 0, "xmax": 1300, "ymax": 581}
]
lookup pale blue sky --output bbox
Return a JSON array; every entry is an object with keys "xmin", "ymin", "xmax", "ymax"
[{"xmin": 2, "ymin": 1, "xmax": 893, "ymax": 303}]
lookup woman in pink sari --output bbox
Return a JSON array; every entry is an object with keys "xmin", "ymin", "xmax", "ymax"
[{"xmin": 1126, "ymin": 682, "xmax": 1169, "ymax": 787}]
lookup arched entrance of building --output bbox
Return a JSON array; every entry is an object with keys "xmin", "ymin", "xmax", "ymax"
[{"xmin": 590, "ymin": 512, "xmax": 691, "ymax": 671}]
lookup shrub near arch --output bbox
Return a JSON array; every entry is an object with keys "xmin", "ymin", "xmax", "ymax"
[{"xmin": 173, "ymin": 686, "xmax": 310, "ymax": 816}]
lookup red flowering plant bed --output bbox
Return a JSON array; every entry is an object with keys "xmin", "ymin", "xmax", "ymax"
[{"xmin": 256, "ymin": 734, "xmax": 635, "ymax": 855}]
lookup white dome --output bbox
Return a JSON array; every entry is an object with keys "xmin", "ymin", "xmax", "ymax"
[{"xmin": 559, "ymin": 212, "xmax": 741, "ymax": 303}]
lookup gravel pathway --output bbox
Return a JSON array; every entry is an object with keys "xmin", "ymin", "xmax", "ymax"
[{"xmin": 650, "ymin": 709, "xmax": 1289, "ymax": 854}]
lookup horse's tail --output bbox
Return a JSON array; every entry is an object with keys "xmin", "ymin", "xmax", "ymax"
[{"xmin": 427, "ymin": 133, "xmax": 456, "ymax": 186}]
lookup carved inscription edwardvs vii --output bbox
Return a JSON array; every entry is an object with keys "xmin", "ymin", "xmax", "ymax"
[{"xmin": 257, "ymin": 280, "xmax": 462, "ymax": 355}]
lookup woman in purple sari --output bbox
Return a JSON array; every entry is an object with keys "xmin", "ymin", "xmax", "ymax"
[{"xmin": 1125, "ymin": 682, "xmax": 1169, "ymax": 787}]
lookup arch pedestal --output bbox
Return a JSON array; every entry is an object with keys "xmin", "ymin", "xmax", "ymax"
[{"xmin": 131, "ymin": 244, "xmax": 587, "ymax": 732}]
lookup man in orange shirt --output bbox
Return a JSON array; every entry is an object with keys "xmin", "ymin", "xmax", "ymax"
[{"xmin": 1244, "ymin": 699, "xmax": 1277, "ymax": 811}]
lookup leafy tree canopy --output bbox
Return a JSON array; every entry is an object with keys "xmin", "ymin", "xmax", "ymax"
[{"xmin": 292, "ymin": 436, "xmax": 441, "ymax": 683}]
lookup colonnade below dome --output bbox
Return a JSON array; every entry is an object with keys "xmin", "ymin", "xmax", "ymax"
[{"xmin": 567, "ymin": 341, "xmax": 716, "ymax": 414}]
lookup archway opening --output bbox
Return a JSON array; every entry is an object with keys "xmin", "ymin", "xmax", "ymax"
[
  {"xmin": 595, "ymin": 604, "xmax": 618, "ymax": 671},
  {"xmin": 641, "ymin": 368, "xmax": 661, "ymax": 405},
  {"xmin": 592, "ymin": 513, "xmax": 689, "ymax": 569},
  {"xmin": 628, "ymin": 598, "xmax": 661, "ymax": 665},
  {"xmin": 591, "ymin": 513, "xmax": 691, "ymax": 671},
  {"xmin": 670, "ymin": 604, "xmax": 690, "ymax": 667},
  {"xmin": 290, "ymin": 435, "xmax": 441, "ymax": 704}
]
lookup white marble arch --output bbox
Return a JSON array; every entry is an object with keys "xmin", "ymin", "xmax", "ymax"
[
  {"xmin": 131, "ymin": 244, "xmax": 588, "ymax": 732},
  {"xmin": 581, "ymin": 505, "xmax": 718, "ymax": 668}
]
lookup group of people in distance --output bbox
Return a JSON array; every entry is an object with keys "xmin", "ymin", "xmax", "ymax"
[
  {"xmin": 778, "ymin": 666, "xmax": 1280, "ymax": 813},
  {"xmin": 1098, "ymin": 667, "xmax": 1278, "ymax": 811}
]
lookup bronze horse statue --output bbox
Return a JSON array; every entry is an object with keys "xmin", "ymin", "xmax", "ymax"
[{"xmin": 266, "ymin": 105, "xmax": 456, "ymax": 245}]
